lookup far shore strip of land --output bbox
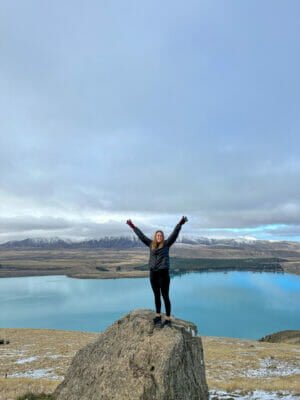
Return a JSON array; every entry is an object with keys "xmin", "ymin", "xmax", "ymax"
[{"xmin": 0, "ymin": 245, "xmax": 300, "ymax": 279}]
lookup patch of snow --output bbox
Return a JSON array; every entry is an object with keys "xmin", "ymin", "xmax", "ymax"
[
  {"xmin": 184, "ymin": 326, "xmax": 197, "ymax": 337},
  {"xmin": 173, "ymin": 242, "xmax": 195, "ymax": 248},
  {"xmin": 15, "ymin": 356, "xmax": 38, "ymax": 364},
  {"xmin": 31, "ymin": 237, "xmax": 67, "ymax": 244},
  {"xmin": 0, "ymin": 349, "xmax": 26, "ymax": 357},
  {"xmin": 46, "ymin": 354, "xmax": 69, "ymax": 359},
  {"xmin": 209, "ymin": 389, "xmax": 300, "ymax": 399},
  {"xmin": 233, "ymin": 236, "xmax": 258, "ymax": 243},
  {"xmin": 242, "ymin": 356, "xmax": 300, "ymax": 377},
  {"xmin": 9, "ymin": 368, "xmax": 60, "ymax": 380}
]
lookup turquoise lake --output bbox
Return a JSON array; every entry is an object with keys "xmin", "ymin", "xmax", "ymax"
[{"xmin": 0, "ymin": 271, "xmax": 299, "ymax": 339}]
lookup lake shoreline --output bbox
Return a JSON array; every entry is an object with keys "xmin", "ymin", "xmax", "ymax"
[
  {"xmin": 1, "ymin": 246, "xmax": 300, "ymax": 279},
  {"xmin": 0, "ymin": 265, "xmax": 298, "ymax": 279},
  {"xmin": 1, "ymin": 258, "xmax": 299, "ymax": 279}
]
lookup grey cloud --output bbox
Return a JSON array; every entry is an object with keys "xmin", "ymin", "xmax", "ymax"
[
  {"xmin": 0, "ymin": 216, "xmax": 153, "ymax": 243},
  {"xmin": 263, "ymin": 224, "xmax": 300, "ymax": 239},
  {"xmin": 0, "ymin": 216, "xmax": 71, "ymax": 233},
  {"xmin": 0, "ymin": 1, "xmax": 300, "ymax": 241}
]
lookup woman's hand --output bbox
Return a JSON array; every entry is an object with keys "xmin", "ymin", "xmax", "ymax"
[
  {"xmin": 178, "ymin": 216, "xmax": 188, "ymax": 225},
  {"xmin": 126, "ymin": 219, "xmax": 136, "ymax": 229}
]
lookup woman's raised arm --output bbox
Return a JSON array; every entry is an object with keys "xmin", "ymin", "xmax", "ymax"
[
  {"xmin": 126, "ymin": 219, "xmax": 152, "ymax": 247},
  {"xmin": 165, "ymin": 216, "xmax": 188, "ymax": 247}
]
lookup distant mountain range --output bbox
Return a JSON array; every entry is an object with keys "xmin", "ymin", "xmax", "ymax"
[
  {"xmin": 0, "ymin": 236, "xmax": 143, "ymax": 249},
  {"xmin": 0, "ymin": 235, "xmax": 297, "ymax": 250}
]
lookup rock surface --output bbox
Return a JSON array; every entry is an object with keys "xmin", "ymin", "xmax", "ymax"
[{"xmin": 54, "ymin": 308, "xmax": 209, "ymax": 400}]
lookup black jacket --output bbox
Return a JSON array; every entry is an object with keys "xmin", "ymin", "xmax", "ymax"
[{"xmin": 132, "ymin": 223, "xmax": 182, "ymax": 271}]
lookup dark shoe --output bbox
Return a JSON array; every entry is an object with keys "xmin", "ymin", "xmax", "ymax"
[
  {"xmin": 153, "ymin": 315, "xmax": 162, "ymax": 326},
  {"xmin": 161, "ymin": 319, "xmax": 172, "ymax": 328}
]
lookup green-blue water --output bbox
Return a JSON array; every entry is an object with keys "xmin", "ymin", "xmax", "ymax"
[{"xmin": 0, "ymin": 271, "xmax": 299, "ymax": 339}]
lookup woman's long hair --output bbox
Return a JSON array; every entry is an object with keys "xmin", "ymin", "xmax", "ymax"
[{"xmin": 151, "ymin": 230, "xmax": 165, "ymax": 250}]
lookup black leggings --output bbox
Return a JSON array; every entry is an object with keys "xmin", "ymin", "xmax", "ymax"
[{"xmin": 149, "ymin": 268, "xmax": 171, "ymax": 317}]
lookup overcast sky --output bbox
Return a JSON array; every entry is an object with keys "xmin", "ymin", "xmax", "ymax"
[{"xmin": 0, "ymin": 0, "xmax": 299, "ymax": 243}]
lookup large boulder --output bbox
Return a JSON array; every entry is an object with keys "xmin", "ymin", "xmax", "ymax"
[{"xmin": 54, "ymin": 308, "xmax": 209, "ymax": 400}]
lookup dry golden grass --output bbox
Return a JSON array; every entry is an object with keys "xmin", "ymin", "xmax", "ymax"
[
  {"xmin": 1, "ymin": 328, "xmax": 300, "ymax": 399},
  {"xmin": 0, "ymin": 328, "xmax": 98, "ymax": 378},
  {"xmin": 201, "ymin": 335, "xmax": 300, "ymax": 394},
  {"xmin": 0, "ymin": 328, "xmax": 98, "ymax": 400},
  {"xmin": 0, "ymin": 377, "xmax": 57, "ymax": 400}
]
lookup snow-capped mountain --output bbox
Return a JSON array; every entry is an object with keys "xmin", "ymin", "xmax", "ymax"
[{"xmin": 0, "ymin": 235, "xmax": 292, "ymax": 250}]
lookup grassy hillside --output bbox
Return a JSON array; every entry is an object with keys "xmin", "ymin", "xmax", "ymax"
[{"xmin": 0, "ymin": 327, "xmax": 299, "ymax": 399}]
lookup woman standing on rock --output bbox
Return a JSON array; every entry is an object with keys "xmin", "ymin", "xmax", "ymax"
[{"xmin": 126, "ymin": 216, "xmax": 188, "ymax": 327}]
